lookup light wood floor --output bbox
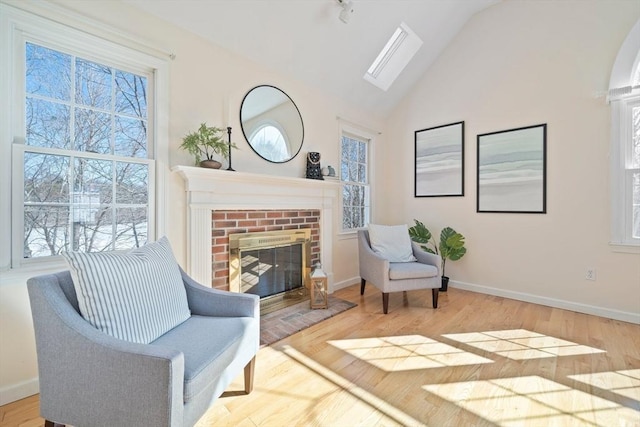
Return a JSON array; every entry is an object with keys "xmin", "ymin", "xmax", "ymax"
[{"xmin": 2, "ymin": 285, "xmax": 639, "ymax": 427}]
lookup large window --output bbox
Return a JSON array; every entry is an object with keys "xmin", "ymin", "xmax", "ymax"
[
  {"xmin": 22, "ymin": 43, "xmax": 151, "ymax": 258},
  {"xmin": 1, "ymin": 4, "xmax": 167, "ymax": 269},
  {"xmin": 341, "ymin": 133, "xmax": 370, "ymax": 231}
]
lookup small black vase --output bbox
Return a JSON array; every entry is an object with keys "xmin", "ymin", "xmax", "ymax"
[{"xmin": 440, "ymin": 276, "xmax": 449, "ymax": 292}]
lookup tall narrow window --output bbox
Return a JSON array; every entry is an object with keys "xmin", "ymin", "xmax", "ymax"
[
  {"xmin": 609, "ymin": 21, "xmax": 639, "ymax": 249},
  {"xmin": 630, "ymin": 100, "xmax": 640, "ymax": 239},
  {"xmin": 341, "ymin": 133, "xmax": 370, "ymax": 231},
  {"xmin": 21, "ymin": 43, "xmax": 152, "ymax": 258},
  {"xmin": 610, "ymin": 80, "xmax": 640, "ymax": 247}
]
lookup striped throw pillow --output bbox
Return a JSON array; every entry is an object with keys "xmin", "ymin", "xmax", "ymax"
[{"xmin": 63, "ymin": 237, "xmax": 191, "ymax": 344}]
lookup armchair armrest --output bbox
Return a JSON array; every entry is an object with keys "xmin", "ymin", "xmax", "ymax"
[
  {"xmin": 27, "ymin": 276, "xmax": 184, "ymax": 427},
  {"xmin": 412, "ymin": 241, "xmax": 442, "ymax": 274},
  {"xmin": 180, "ymin": 268, "xmax": 259, "ymax": 318}
]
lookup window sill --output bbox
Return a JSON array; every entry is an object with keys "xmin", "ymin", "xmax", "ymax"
[
  {"xmin": 609, "ymin": 243, "xmax": 640, "ymax": 254},
  {"xmin": 337, "ymin": 230, "xmax": 359, "ymax": 240},
  {"xmin": 0, "ymin": 259, "xmax": 67, "ymax": 286}
]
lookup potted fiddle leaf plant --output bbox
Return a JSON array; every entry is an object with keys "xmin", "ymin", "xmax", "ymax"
[
  {"xmin": 408, "ymin": 220, "xmax": 467, "ymax": 292},
  {"xmin": 180, "ymin": 122, "xmax": 236, "ymax": 169}
]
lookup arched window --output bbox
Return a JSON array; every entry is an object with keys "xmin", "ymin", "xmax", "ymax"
[
  {"xmin": 609, "ymin": 20, "xmax": 640, "ymax": 249},
  {"xmin": 248, "ymin": 122, "xmax": 290, "ymax": 163}
]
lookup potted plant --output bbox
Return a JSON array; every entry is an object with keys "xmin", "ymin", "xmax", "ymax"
[
  {"xmin": 180, "ymin": 122, "xmax": 236, "ymax": 169},
  {"xmin": 408, "ymin": 219, "xmax": 467, "ymax": 291}
]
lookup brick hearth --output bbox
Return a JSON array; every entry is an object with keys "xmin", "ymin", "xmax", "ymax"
[{"xmin": 211, "ymin": 209, "xmax": 321, "ymax": 290}]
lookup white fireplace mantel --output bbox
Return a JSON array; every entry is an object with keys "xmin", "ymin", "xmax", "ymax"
[{"xmin": 172, "ymin": 165, "xmax": 340, "ymax": 290}]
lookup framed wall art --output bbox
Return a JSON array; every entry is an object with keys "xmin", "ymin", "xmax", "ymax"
[
  {"xmin": 414, "ymin": 121, "xmax": 464, "ymax": 197},
  {"xmin": 477, "ymin": 123, "xmax": 547, "ymax": 213}
]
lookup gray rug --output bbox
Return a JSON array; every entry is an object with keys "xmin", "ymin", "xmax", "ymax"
[{"xmin": 260, "ymin": 296, "xmax": 357, "ymax": 346}]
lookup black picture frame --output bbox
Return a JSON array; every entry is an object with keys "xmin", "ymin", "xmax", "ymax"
[
  {"xmin": 477, "ymin": 123, "xmax": 547, "ymax": 213},
  {"xmin": 414, "ymin": 121, "xmax": 464, "ymax": 197}
]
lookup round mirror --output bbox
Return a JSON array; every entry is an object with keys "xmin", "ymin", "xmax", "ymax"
[{"xmin": 240, "ymin": 85, "xmax": 304, "ymax": 163}]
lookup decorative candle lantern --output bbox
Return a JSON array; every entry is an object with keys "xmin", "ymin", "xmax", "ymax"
[{"xmin": 309, "ymin": 263, "xmax": 328, "ymax": 309}]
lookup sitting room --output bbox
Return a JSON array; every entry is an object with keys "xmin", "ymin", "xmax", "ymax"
[{"xmin": 0, "ymin": 0, "xmax": 639, "ymax": 426}]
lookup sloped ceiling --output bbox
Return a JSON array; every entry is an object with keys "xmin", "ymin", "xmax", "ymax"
[{"xmin": 124, "ymin": 0, "xmax": 499, "ymax": 117}]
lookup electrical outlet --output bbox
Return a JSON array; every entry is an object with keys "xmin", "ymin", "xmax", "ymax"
[{"xmin": 585, "ymin": 268, "xmax": 596, "ymax": 281}]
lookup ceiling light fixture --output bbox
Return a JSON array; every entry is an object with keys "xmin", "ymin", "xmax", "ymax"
[{"xmin": 337, "ymin": 0, "xmax": 354, "ymax": 24}]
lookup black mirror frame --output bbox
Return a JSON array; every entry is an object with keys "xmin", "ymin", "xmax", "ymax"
[{"xmin": 239, "ymin": 85, "xmax": 304, "ymax": 164}]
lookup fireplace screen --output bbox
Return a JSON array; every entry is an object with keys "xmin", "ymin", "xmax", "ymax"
[
  {"xmin": 240, "ymin": 245, "xmax": 303, "ymax": 298},
  {"xmin": 229, "ymin": 229, "xmax": 311, "ymax": 303}
]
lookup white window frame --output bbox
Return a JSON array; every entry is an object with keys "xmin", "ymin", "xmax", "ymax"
[
  {"xmin": 339, "ymin": 121, "xmax": 376, "ymax": 234},
  {"xmin": 0, "ymin": 3, "xmax": 169, "ymax": 273},
  {"xmin": 609, "ymin": 20, "xmax": 640, "ymax": 252},
  {"xmin": 610, "ymin": 93, "xmax": 640, "ymax": 250}
]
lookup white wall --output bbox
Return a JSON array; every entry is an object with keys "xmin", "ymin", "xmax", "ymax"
[
  {"xmin": 382, "ymin": 0, "xmax": 640, "ymax": 319},
  {"xmin": 0, "ymin": 0, "xmax": 381, "ymax": 404}
]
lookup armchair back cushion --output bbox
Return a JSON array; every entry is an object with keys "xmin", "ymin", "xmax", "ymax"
[
  {"xmin": 367, "ymin": 224, "xmax": 417, "ymax": 263},
  {"xmin": 62, "ymin": 237, "xmax": 191, "ymax": 344}
]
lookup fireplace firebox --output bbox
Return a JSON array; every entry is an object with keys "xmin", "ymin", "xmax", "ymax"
[{"xmin": 229, "ymin": 229, "xmax": 311, "ymax": 313}]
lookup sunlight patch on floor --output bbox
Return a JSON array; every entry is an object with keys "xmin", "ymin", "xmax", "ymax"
[
  {"xmin": 327, "ymin": 335, "xmax": 493, "ymax": 372},
  {"xmin": 423, "ymin": 375, "xmax": 640, "ymax": 426},
  {"xmin": 282, "ymin": 345, "xmax": 422, "ymax": 426},
  {"xmin": 443, "ymin": 329, "xmax": 605, "ymax": 360},
  {"xmin": 569, "ymin": 369, "xmax": 640, "ymax": 402}
]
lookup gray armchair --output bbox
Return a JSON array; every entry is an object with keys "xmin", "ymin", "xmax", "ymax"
[
  {"xmin": 27, "ymin": 268, "xmax": 259, "ymax": 427},
  {"xmin": 358, "ymin": 229, "xmax": 441, "ymax": 314}
]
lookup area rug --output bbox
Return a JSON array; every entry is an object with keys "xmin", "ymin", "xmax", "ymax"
[{"xmin": 260, "ymin": 296, "xmax": 357, "ymax": 346}]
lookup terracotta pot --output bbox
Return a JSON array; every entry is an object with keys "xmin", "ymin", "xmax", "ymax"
[{"xmin": 199, "ymin": 159, "xmax": 222, "ymax": 169}]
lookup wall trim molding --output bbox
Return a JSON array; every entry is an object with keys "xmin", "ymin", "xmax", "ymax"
[
  {"xmin": 0, "ymin": 377, "xmax": 38, "ymax": 406},
  {"xmin": 451, "ymin": 280, "xmax": 640, "ymax": 325},
  {"xmin": 333, "ymin": 276, "xmax": 360, "ymax": 292}
]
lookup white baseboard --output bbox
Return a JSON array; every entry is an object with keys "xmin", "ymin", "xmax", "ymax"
[
  {"xmin": 451, "ymin": 280, "xmax": 640, "ymax": 325},
  {"xmin": 332, "ymin": 276, "xmax": 360, "ymax": 292},
  {"xmin": 0, "ymin": 377, "xmax": 39, "ymax": 406},
  {"xmin": 337, "ymin": 275, "xmax": 639, "ymax": 324}
]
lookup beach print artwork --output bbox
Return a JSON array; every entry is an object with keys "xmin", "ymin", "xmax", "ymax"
[
  {"xmin": 477, "ymin": 124, "xmax": 547, "ymax": 213},
  {"xmin": 415, "ymin": 122, "xmax": 464, "ymax": 197}
]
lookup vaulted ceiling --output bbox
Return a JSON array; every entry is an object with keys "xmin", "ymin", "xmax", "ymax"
[{"xmin": 125, "ymin": 0, "xmax": 499, "ymax": 117}]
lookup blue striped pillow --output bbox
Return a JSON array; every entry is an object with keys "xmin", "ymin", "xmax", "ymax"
[{"xmin": 63, "ymin": 237, "xmax": 191, "ymax": 344}]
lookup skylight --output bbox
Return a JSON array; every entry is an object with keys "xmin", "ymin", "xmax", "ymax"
[{"xmin": 364, "ymin": 22, "xmax": 423, "ymax": 91}]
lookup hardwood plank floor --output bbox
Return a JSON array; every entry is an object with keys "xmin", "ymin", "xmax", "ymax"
[{"xmin": 2, "ymin": 285, "xmax": 639, "ymax": 426}]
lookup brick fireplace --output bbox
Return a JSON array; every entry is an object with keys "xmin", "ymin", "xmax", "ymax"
[
  {"xmin": 211, "ymin": 209, "xmax": 320, "ymax": 289},
  {"xmin": 172, "ymin": 166, "xmax": 339, "ymax": 293}
]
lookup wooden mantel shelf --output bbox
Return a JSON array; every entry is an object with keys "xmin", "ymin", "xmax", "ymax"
[{"xmin": 172, "ymin": 165, "xmax": 340, "ymax": 194}]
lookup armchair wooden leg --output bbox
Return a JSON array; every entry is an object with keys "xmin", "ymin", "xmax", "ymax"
[
  {"xmin": 244, "ymin": 356, "xmax": 256, "ymax": 394},
  {"xmin": 432, "ymin": 288, "xmax": 439, "ymax": 309},
  {"xmin": 382, "ymin": 293, "xmax": 389, "ymax": 314},
  {"xmin": 360, "ymin": 278, "xmax": 366, "ymax": 295}
]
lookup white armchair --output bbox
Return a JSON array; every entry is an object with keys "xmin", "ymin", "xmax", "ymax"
[{"xmin": 358, "ymin": 229, "xmax": 441, "ymax": 314}]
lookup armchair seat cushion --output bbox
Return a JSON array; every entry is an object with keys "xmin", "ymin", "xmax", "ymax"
[
  {"xmin": 151, "ymin": 315, "xmax": 259, "ymax": 403},
  {"xmin": 389, "ymin": 262, "xmax": 439, "ymax": 280}
]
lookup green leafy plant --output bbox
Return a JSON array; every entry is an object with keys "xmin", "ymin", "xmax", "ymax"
[
  {"xmin": 438, "ymin": 226, "xmax": 466, "ymax": 278},
  {"xmin": 408, "ymin": 219, "xmax": 467, "ymax": 278},
  {"xmin": 408, "ymin": 219, "xmax": 437, "ymax": 254},
  {"xmin": 180, "ymin": 123, "xmax": 236, "ymax": 165}
]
